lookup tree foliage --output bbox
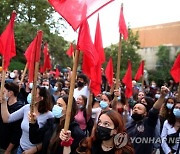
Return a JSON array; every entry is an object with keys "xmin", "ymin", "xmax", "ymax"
[{"xmin": 104, "ymin": 28, "xmax": 141, "ymax": 79}]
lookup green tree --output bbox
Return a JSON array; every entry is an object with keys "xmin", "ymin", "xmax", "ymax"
[
  {"xmin": 104, "ymin": 28, "xmax": 141, "ymax": 79},
  {"xmin": 148, "ymin": 46, "xmax": 173, "ymax": 86}
]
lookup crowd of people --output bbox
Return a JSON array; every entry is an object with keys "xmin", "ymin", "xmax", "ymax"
[{"xmin": 0, "ymin": 68, "xmax": 179, "ymax": 154}]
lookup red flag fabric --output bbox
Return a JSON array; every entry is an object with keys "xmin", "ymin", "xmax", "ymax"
[
  {"xmin": 77, "ymin": 20, "xmax": 98, "ymax": 77},
  {"xmin": 119, "ymin": 5, "xmax": 128, "ymax": 40},
  {"xmin": 55, "ymin": 68, "xmax": 60, "ymax": 78},
  {"xmin": 66, "ymin": 43, "xmax": 74, "ymax": 57},
  {"xmin": 48, "ymin": 0, "xmax": 114, "ymax": 31},
  {"xmin": 42, "ymin": 43, "xmax": 52, "ymax": 72},
  {"xmin": 0, "ymin": 11, "xmax": 16, "ymax": 70},
  {"xmin": 122, "ymin": 60, "xmax": 132, "ymax": 98},
  {"xmin": 170, "ymin": 54, "xmax": 180, "ymax": 83},
  {"xmin": 134, "ymin": 60, "xmax": 144, "ymax": 81},
  {"xmin": 105, "ymin": 57, "xmax": 113, "ymax": 87},
  {"xmin": 90, "ymin": 15, "xmax": 105, "ymax": 95},
  {"xmin": 24, "ymin": 31, "xmax": 43, "ymax": 82}
]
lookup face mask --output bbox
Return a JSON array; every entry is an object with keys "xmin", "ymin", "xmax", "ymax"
[
  {"xmin": 131, "ymin": 113, "xmax": 144, "ymax": 121},
  {"xmin": 96, "ymin": 125, "xmax": 113, "ymax": 141},
  {"xmin": 155, "ymin": 94, "xmax": 160, "ymax": 99},
  {"xmin": 166, "ymin": 103, "xmax": 173, "ymax": 109},
  {"xmin": 100, "ymin": 101, "xmax": 108, "ymax": 109},
  {"xmin": 173, "ymin": 108, "xmax": 180, "ymax": 118},
  {"xmin": 77, "ymin": 104, "xmax": 84, "ymax": 110},
  {"xmin": 41, "ymin": 86, "xmax": 49, "ymax": 90},
  {"xmin": 29, "ymin": 83, "xmax": 33, "ymax": 89},
  {"xmin": 53, "ymin": 86, "xmax": 58, "ymax": 92},
  {"xmin": 27, "ymin": 93, "xmax": 32, "ymax": 104},
  {"xmin": 52, "ymin": 105, "xmax": 63, "ymax": 118},
  {"xmin": 10, "ymin": 72, "xmax": 15, "ymax": 79},
  {"xmin": 77, "ymin": 81, "xmax": 84, "ymax": 88},
  {"xmin": 117, "ymin": 96, "xmax": 121, "ymax": 101},
  {"xmin": 151, "ymin": 84, "xmax": 156, "ymax": 88},
  {"xmin": 117, "ymin": 107, "xmax": 124, "ymax": 114}
]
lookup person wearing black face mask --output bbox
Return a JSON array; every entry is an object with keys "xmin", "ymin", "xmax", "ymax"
[
  {"xmin": 73, "ymin": 73, "xmax": 90, "ymax": 101},
  {"xmin": 126, "ymin": 86, "xmax": 169, "ymax": 154}
]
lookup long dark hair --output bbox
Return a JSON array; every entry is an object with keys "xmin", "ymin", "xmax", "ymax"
[
  {"xmin": 48, "ymin": 95, "xmax": 78, "ymax": 153},
  {"xmin": 37, "ymin": 86, "xmax": 52, "ymax": 113},
  {"xmin": 77, "ymin": 110, "xmax": 134, "ymax": 154},
  {"xmin": 168, "ymin": 101, "xmax": 180, "ymax": 127}
]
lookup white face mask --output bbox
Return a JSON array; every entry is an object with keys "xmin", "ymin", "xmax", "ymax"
[
  {"xmin": 10, "ymin": 72, "xmax": 16, "ymax": 79},
  {"xmin": 29, "ymin": 83, "xmax": 33, "ymax": 89},
  {"xmin": 27, "ymin": 93, "xmax": 32, "ymax": 104},
  {"xmin": 42, "ymin": 86, "xmax": 49, "ymax": 90}
]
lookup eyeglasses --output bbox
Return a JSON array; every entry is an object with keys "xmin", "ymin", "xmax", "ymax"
[{"xmin": 102, "ymin": 91, "xmax": 111, "ymax": 95}]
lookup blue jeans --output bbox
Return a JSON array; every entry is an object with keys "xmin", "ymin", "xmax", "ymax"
[{"xmin": 16, "ymin": 146, "xmax": 24, "ymax": 154}]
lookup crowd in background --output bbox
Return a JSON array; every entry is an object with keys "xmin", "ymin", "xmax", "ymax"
[{"xmin": 0, "ymin": 67, "xmax": 179, "ymax": 154}]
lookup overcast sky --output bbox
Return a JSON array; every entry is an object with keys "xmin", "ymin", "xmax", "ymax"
[{"xmin": 60, "ymin": 0, "xmax": 180, "ymax": 47}]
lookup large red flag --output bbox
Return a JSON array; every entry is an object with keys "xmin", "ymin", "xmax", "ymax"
[
  {"xmin": 48, "ymin": 0, "xmax": 114, "ymax": 31},
  {"xmin": 105, "ymin": 57, "xmax": 114, "ymax": 87},
  {"xmin": 122, "ymin": 60, "xmax": 132, "ymax": 98},
  {"xmin": 134, "ymin": 60, "xmax": 144, "ymax": 81},
  {"xmin": 66, "ymin": 43, "xmax": 74, "ymax": 57},
  {"xmin": 170, "ymin": 54, "xmax": 180, "ymax": 83},
  {"xmin": 77, "ymin": 20, "xmax": 98, "ymax": 77},
  {"xmin": 25, "ymin": 31, "xmax": 43, "ymax": 82},
  {"xmin": 90, "ymin": 15, "xmax": 105, "ymax": 95},
  {"xmin": 119, "ymin": 5, "xmax": 128, "ymax": 40},
  {"xmin": 42, "ymin": 43, "xmax": 52, "ymax": 72},
  {"xmin": 55, "ymin": 68, "xmax": 60, "ymax": 78},
  {"xmin": 0, "ymin": 11, "xmax": 16, "ymax": 70}
]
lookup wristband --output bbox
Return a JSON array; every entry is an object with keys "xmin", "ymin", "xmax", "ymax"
[{"xmin": 61, "ymin": 137, "xmax": 74, "ymax": 147}]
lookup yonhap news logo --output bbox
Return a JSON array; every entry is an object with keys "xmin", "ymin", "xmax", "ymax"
[{"xmin": 114, "ymin": 133, "xmax": 180, "ymax": 148}]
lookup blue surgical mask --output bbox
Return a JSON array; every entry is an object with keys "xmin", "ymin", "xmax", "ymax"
[
  {"xmin": 155, "ymin": 94, "xmax": 160, "ymax": 99},
  {"xmin": 52, "ymin": 105, "xmax": 63, "ymax": 118},
  {"xmin": 173, "ymin": 108, "xmax": 180, "ymax": 118},
  {"xmin": 53, "ymin": 86, "xmax": 58, "ymax": 92},
  {"xmin": 27, "ymin": 93, "xmax": 32, "ymax": 104},
  {"xmin": 118, "ymin": 96, "xmax": 121, "ymax": 101},
  {"xmin": 100, "ymin": 101, "xmax": 108, "ymax": 109},
  {"xmin": 166, "ymin": 103, "xmax": 173, "ymax": 109}
]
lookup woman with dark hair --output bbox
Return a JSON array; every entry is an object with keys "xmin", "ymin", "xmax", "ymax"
[
  {"xmin": 159, "ymin": 97, "xmax": 176, "ymax": 131},
  {"xmin": 29, "ymin": 95, "xmax": 86, "ymax": 154},
  {"xmin": 161, "ymin": 101, "xmax": 180, "ymax": 154},
  {"xmin": 60, "ymin": 110, "xmax": 134, "ymax": 153},
  {"xmin": 1, "ymin": 86, "xmax": 53, "ymax": 154}
]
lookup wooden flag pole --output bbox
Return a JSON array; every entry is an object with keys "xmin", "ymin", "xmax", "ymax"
[
  {"xmin": 0, "ymin": 57, "xmax": 6, "ymax": 100},
  {"xmin": 20, "ymin": 63, "xmax": 28, "ymax": 84},
  {"xmin": 63, "ymin": 50, "xmax": 79, "ymax": 154},
  {"xmin": 30, "ymin": 31, "xmax": 43, "ymax": 123},
  {"xmin": 178, "ymin": 82, "xmax": 180, "ymax": 102},
  {"xmin": 64, "ymin": 49, "xmax": 80, "ymax": 131}
]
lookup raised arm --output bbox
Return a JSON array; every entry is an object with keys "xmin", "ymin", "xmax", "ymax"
[
  {"xmin": 86, "ymin": 93, "xmax": 93, "ymax": 117},
  {"xmin": 0, "ymin": 96, "xmax": 10, "ymax": 123}
]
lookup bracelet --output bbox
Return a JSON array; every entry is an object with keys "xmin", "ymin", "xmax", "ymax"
[
  {"xmin": 61, "ymin": 137, "xmax": 74, "ymax": 147},
  {"xmin": 36, "ymin": 145, "xmax": 38, "ymax": 152}
]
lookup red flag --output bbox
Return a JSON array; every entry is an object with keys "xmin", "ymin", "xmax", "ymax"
[
  {"xmin": 134, "ymin": 60, "xmax": 144, "ymax": 81},
  {"xmin": 90, "ymin": 15, "xmax": 105, "ymax": 95},
  {"xmin": 66, "ymin": 43, "xmax": 74, "ymax": 57},
  {"xmin": 55, "ymin": 68, "xmax": 60, "ymax": 78},
  {"xmin": 122, "ymin": 60, "xmax": 132, "ymax": 98},
  {"xmin": 42, "ymin": 43, "xmax": 52, "ymax": 72},
  {"xmin": 170, "ymin": 54, "xmax": 180, "ymax": 83},
  {"xmin": 119, "ymin": 4, "xmax": 128, "ymax": 40},
  {"xmin": 48, "ymin": 0, "xmax": 114, "ymax": 31},
  {"xmin": 0, "ymin": 11, "xmax": 16, "ymax": 70},
  {"xmin": 77, "ymin": 20, "xmax": 98, "ymax": 77},
  {"xmin": 24, "ymin": 31, "xmax": 43, "ymax": 82},
  {"xmin": 105, "ymin": 57, "xmax": 114, "ymax": 87}
]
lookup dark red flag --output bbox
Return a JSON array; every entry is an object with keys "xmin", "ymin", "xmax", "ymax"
[
  {"xmin": 48, "ymin": 0, "xmax": 114, "ymax": 30},
  {"xmin": 0, "ymin": 11, "xmax": 16, "ymax": 70},
  {"xmin": 42, "ymin": 43, "xmax": 52, "ymax": 72},
  {"xmin": 119, "ymin": 5, "xmax": 128, "ymax": 40},
  {"xmin": 66, "ymin": 43, "xmax": 74, "ymax": 57},
  {"xmin": 170, "ymin": 54, "xmax": 180, "ymax": 83},
  {"xmin": 55, "ymin": 68, "xmax": 60, "ymax": 78},
  {"xmin": 122, "ymin": 60, "xmax": 132, "ymax": 98},
  {"xmin": 105, "ymin": 57, "xmax": 114, "ymax": 87},
  {"xmin": 77, "ymin": 20, "xmax": 98, "ymax": 77},
  {"xmin": 90, "ymin": 15, "xmax": 105, "ymax": 95},
  {"xmin": 24, "ymin": 31, "xmax": 43, "ymax": 82},
  {"xmin": 134, "ymin": 60, "xmax": 144, "ymax": 81}
]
